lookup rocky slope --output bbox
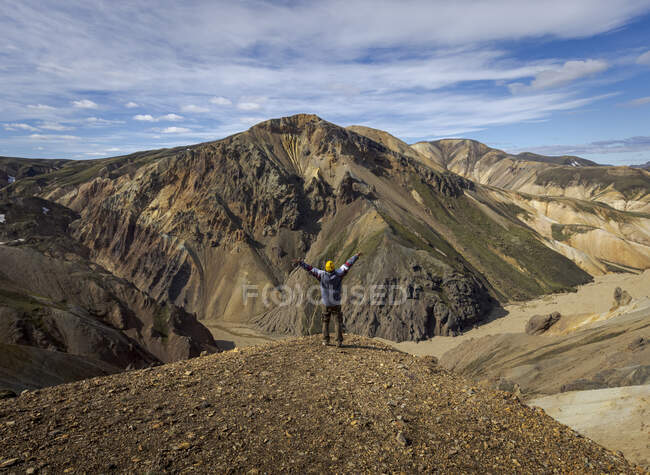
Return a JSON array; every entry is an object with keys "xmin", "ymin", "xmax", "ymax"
[
  {"xmin": 0, "ymin": 336, "xmax": 642, "ymax": 473},
  {"xmin": 530, "ymin": 385, "xmax": 650, "ymax": 469},
  {"xmin": 411, "ymin": 139, "xmax": 650, "ymax": 213},
  {"xmin": 441, "ymin": 303, "xmax": 649, "ymax": 396},
  {"xmin": 349, "ymin": 129, "xmax": 650, "ymax": 276},
  {"xmin": 3, "ymin": 115, "xmax": 599, "ymax": 343},
  {"xmin": 0, "ymin": 196, "xmax": 218, "ymax": 392},
  {"xmin": 0, "ymin": 157, "xmax": 69, "ymax": 189}
]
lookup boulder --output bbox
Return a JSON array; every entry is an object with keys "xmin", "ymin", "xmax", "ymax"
[
  {"xmin": 611, "ymin": 287, "xmax": 632, "ymax": 310},
  {"xmin": 525, "ymin": 312, "xmax": 561, "ymax": 335}
]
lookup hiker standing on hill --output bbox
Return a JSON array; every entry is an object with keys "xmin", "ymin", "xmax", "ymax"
[{"xmin": 293, "ymin": 253, "xmax": 362, "ymax": 347}]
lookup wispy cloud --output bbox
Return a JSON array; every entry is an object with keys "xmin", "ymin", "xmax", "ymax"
[
  {"xmin": 636, "ymin": 50, "xmax": 650, "ymax": 65},
  {"xmin": 134, "ymin": 113, "xmax": 183, "ymax": 122},
  {"xmin": 237, "ymin": 102, "xmax": 261, "ymax": 111},
  {"xmin": 509, "ymin": 60, "xmax": 608, "ymax": 93},
  {"xmin": 4, "ymin": 123, "xmax": 39, "ymax": 131},
  {"xmin": 210, "ymin": 96, "xmax": 231, "ymax": 105},
  {"xmin": 27, "ymin": 104, "xmax": 55, "ymax": 111},
  {"xmin": 514, "ymin": 136, "xmax": 650, "ymax": 156},
  {"xmin": 85, "ymin": 117, "xmax": 124, "ymax": 126},
  {"xmin": 125, "ymin": 101, "xmax": 139, "ymax": 108},
  {"xmin": 133, "ymin": 114, "xmax": 155, "ymax": 122},
  {"xmin": 29, "ymin": 134, "xmax": 79, "ymax": 140},
  {"xmin": 159, "ymin": 113, "xmax": 183, "ymax": 121},
  {"xmin": 40, "ymin": 122, "xmax": 73, "ymax": 131},
  {"xmin": 161, "ymin": 126, "xmax": 191, "ymax": 134},
  {"xmin": 72, "ymin": 99, "xmax": 98, "ymax": 109},
  {"xmin": 622, "ymin": 96, "xmax": 650, "ymax": 107},
  {"xmin": 181, "ymin": 104, "xmax": 209, "ymax": 113}
]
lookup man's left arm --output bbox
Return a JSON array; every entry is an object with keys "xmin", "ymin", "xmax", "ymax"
[{"xmin": 336, "ymin": 252, "xmax": 361, "ymax": 277}]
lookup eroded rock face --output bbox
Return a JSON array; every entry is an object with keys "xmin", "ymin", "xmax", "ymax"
[
  {"xmin": 0, "ymin": 197, "xmax": 218, "ymax": 374},
  {"xmin": 525, "ymin": 312, "xmax": 562, "ymax": 335}
]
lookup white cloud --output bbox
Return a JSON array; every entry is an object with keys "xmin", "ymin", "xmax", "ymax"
[
  {"xmin": 517, "ymin": 136, "xmax": 650, "ymax": 157},
  {"xmin": 510, "ymin": 59, "xmax": 608, "ymax": 93},
  {"xmin": 72, "ymin": 99, "xmax": 98, "ymax": 109},
  {"xmin": 125, "ymin": 101, "xmax": 139, "ymax": 108},
  {"xmin": 159, "ymin": 113, "xmax": 183, "ymax": 121},
  {"xmin": 4, "ymin": 123, "xmax": 39, "ymax": 131},
  {"xmin": 40, "ymin": 122, "xmax": 72, "ymax": 131},
  {"xmin": 161, "ymin": 126, "xmax": 191, "ymax": 133},
  {"xmin": 210, "ymin": 96, "xmax": 232, "ymax": 105},
  {"xmin": 27, "ymin": 104, "xmax": 55, "ymax": 111},
  {"xmin": 133, "ymin": 113, "xmax": 183, "ymax": 122},
  {"xmin": 237, "ymin": 102, "xmax": 261, "ymax": 111},
  {"xmin": 181, "ymin": 104, "xmax": 209, "ymax": 113},
  {"xmin": 133, "ymin": 114, "xmax": 155, "ymax": 121},
  {"xmin": 85, "ymin": 117, "xmax": 124, "ymax": 126},
  {"xmin": 623, "ymin": 96, "xmax": 650, "ymax": 107},
  {"xmin": 636, "ymin": 51, "xmax": 650, "ymax": 65},
  {"xmin": 29, "ymin": 134, "xmax": 79, "ymax": 140}
]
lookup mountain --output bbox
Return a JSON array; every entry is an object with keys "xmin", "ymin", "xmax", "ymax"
[
  {"xmin": 3, "ymin": 115, "xmax": 609, "ymax": 345},
  {"xmin": 0, "ymin": 156, "xmax": 69, "ymax": 188},
  {"xmin": 411, "ymin": 139, "xmax": 650, "ymax": 213},
  {"xmin": 0, "ymin": 336, "xmax": 640, "ymax": 473},
  {"xmin": 631, "ymin": 161, "xmax": 650, "ymax": 170},
  {"xmin": 0, "ymin": 195, "xmax": 218, "ymax": 392},
  {"xmin": 349, "ymin": 128, "xmax": 650, "ymax": 275},
  {"xmin": 2, "ymin": 115, "xmax": 649, "ymax": 350}
]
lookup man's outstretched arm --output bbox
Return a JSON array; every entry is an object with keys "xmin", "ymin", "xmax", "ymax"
[
  {"xmin": 293, "ymin": 258, "xmax": 324, "ymax": 280},
  {"xmin": 336, "ymin": 252, "xmax": 361, "ymax": 277}
]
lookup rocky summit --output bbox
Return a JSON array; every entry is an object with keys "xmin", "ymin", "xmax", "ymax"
[{"xmin": 0, "ymin": 336, "xmax": 642, "ymax": 474}]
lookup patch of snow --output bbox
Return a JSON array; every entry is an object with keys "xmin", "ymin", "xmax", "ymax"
[
  {"xmin": 0, "ymin": 214, "xmax": 5, "ymax": 224},
  {"xmin": 42, "ymin": 207, "xmax": 50, "ymax": 215},
  {"xmin": 8, "ymin": 176, "xmax": 15, "ymax": 184}
]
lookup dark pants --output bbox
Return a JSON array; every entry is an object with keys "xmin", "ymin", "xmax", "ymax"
[{"xmin": 322, "ymin": 305, "xmax": 343, "ymax": 343}]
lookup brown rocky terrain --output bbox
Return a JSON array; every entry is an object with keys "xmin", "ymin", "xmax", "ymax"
[
  {"xmin": 387, "ymin": 270, "xmax": 650, "ymax": 468},
  {"xmin": 0, "ymin": 196, "xmax": 218, "ymax": 392},
  {"xmin": 349, "ymin": 128, "xmax": 650, "ymax": 276},
  {"xmin": 411, "ymin": 138, "xmax": 650, "ymax": 213},
  {"xmin": 0, "ymin": 336, "xmax": 643, "ymax": 474}
]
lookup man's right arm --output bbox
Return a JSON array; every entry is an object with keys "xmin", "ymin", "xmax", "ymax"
[{"xmin": 294, "ymin": 259, "xmax": 324, "ymax": 280}]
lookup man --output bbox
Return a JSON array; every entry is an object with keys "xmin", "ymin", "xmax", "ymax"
[{"xmin": 293, "ymin": 252, "xmax": 362, "ymax": 347}]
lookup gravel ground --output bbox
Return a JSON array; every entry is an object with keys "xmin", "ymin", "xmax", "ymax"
[{"xmin": 0, "ymin": 336, "xmax": 643, "ymax": 474}]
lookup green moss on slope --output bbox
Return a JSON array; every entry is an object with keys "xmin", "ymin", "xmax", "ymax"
[{"xmin": 410, "ymin": 176, "xmax": 591, "ymax": 300}]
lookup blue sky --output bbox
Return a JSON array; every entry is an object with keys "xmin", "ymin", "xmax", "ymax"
[{"xmin": 1, "ymin": 1, "xmax": 650, "ymax": 165}]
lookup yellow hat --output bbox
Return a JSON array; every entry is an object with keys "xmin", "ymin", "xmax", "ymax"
[{"xmin": 325, "ymin": 260, "xmax": 335, "ymax": 272}]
